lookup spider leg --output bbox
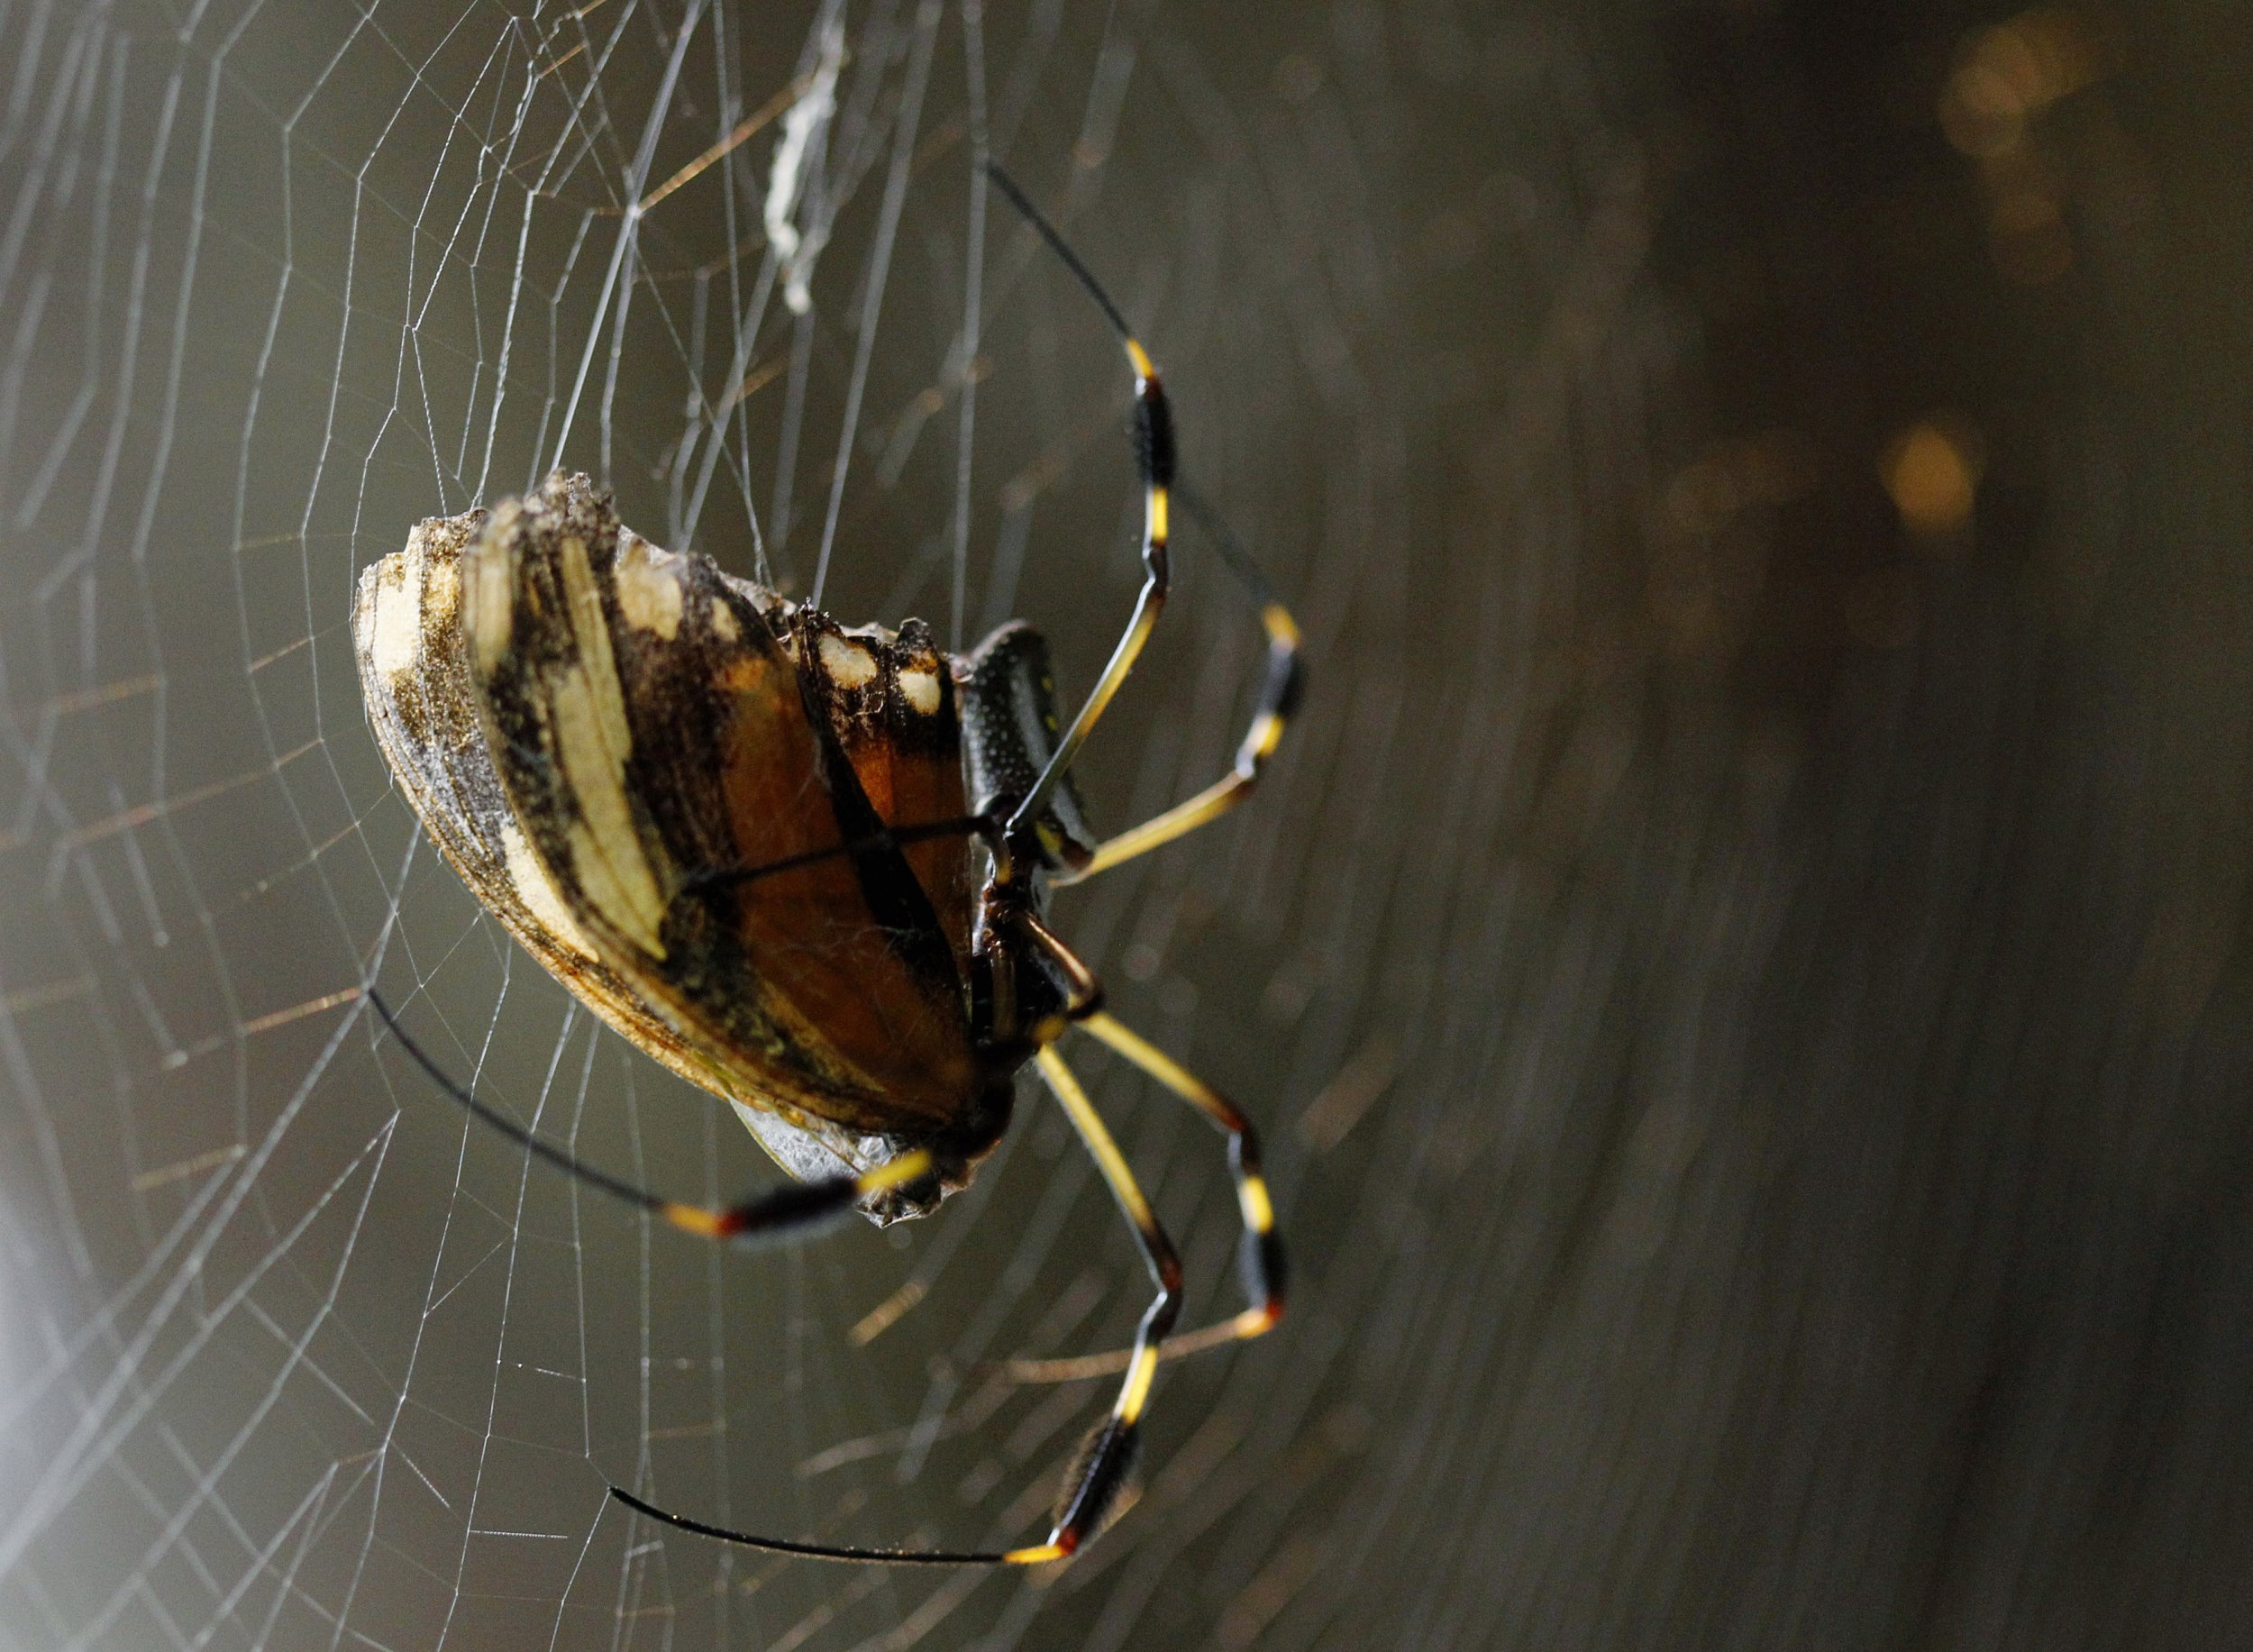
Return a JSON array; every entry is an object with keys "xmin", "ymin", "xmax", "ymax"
[
  {"xmin": 1078, "ymin": 1010, "xmax": 1286, "ymax": 1338},
  {"xmin": 611, "ymin": 1048, "xmax": 1190, "ymax": 1568},
  {"xmin": 1027, "ymin": 1044, "xmax": 1183, "ymax": 1558},
  {"xmin": 1057, "ymin": 483, "xmax": 1304, "ymax": 882},
  {"xmin": 986, "ymin": 164, "xmax": 1173, "ymax": 846},
  {"xmin": 981, "ymin": 165, "xmax": 1301, "ymax": 879},
  {"xmin": 368, "ymin": 990, "xmax": 929, "ymax": 1246},
  {"xmin": 1001, "ymin": 919, "xmax": 1285, "ymax": 1379},
  {"xmin": 1015, "ymin": 907, "xmax": 1103, "ymax": 1032},
  {"xmin": 605, "ymin": 1049, "xmax": 1181, "ymax": 1566}
]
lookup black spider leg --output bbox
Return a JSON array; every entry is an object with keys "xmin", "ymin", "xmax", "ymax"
[
  {"xmin": 607, "ymin": 1488, "xmax": 1035, "ymax": 1567},
  {"xmin": 983, "ymin": 163, "xmax": 1174, "ymax": 856},
  {"xmin": 365, "ymin": 991, "xmax": 930, "ymax": 1243},
  {"xmin": 982, "ymin": 164, "xmax": 1304, "ymax": 881}
]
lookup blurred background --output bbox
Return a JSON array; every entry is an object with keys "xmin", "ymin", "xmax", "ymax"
[{"xmin": 2, "ymin": 0, "xmax": 2250, "ymax": 1646}]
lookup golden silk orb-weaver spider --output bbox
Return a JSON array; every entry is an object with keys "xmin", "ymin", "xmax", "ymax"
[{"xmin": 351, "ymin": 165, "xmax": 1301, "ymax": 1566}]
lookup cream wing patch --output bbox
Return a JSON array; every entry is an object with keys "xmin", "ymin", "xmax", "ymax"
[
  {"xmin": 365, "ymin": 558, "xmax": 424, "ymax": 680},
  {"xmin": 455, "ymin": 508, "xmax": 672, "ymax": 962},
  {"xmin": 613, "ymin": 532, "xmax": 685, "ymax": 638},
  {"xmin": 363, "ymin": 521, "xmax": 463, "ymax": 682},
  {"xmin": 546, "ymin": 530, "xmax": 670, "ymax": 957},
  {"xmin": 898, "ymin": 666, "xmax": 942, "ymax": 715},
  {"xmin": 355, "ymin": 491, "xmax": 749, "ymax": 1138},
  {"xmin": 499, "ymin": 820, "xmax": 597, "ymax": 960},
  {"xmin": 469, "ymin": 499, "xmax": 522, "ymax": 672},
  {"xmin": 817, "ymin": 633, "xmax": 879, "ymax": 688}
]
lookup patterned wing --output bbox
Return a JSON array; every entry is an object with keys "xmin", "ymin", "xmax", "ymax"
[
  {"xmin": 354, "ymin": 507, "xmax": 711, "ymax": 1086},
  {"xmin": 452, "ymin": 472, "xmax": 980, "ymax": 1136}
]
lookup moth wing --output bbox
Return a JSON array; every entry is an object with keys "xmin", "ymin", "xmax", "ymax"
[
  {"xmin": 354, "ymin": 508, "xmax": 682, "ymax": 1069},
  {"xmin": 458, "ymin": 473, "xmax": 980, "ymax": 1135},
  {"xmin": 796, "ymin": 616, "xmax": 976, "ymax": 985},
  {"xmin": 354, "ymin": 503, "xmax": 920, "ymax": 1192}
]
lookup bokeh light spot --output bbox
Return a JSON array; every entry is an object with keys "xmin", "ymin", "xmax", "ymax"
[{"xmin": 1883, "ymin": 418, "xmax": 1983, "ymax": 538}]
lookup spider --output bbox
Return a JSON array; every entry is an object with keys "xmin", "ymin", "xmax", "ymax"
[{"xmin": 353, "ymin": 163, "xmax": 1301, "ymax": 1566}]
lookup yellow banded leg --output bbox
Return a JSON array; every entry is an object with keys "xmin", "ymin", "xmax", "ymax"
[
  {"xmin": 1079, "ymin": 1012, "xmax": 1286, "ymax": 1341},
  {"xmin": 659, "ymin": 1150, "xmax": 934, "ymax": 1242},
  {"xmin": 990, "ymin": 1012, "xmax": 1286, "ymax": 1384},
  {"xmin": 1006, "ymin": 399, "xmax": 1170, "ymax": 838},
  {"xmin": 1025, "ymin": 1044, "xmax": 1183, "ymax": 1558},
  {"xmin": 985, "ymin": 162, "xmax": 1177, "ymax": 844},
  {"xmin": 1061, "ymin": 594, "xmax": 1304, "ymax": 883}
]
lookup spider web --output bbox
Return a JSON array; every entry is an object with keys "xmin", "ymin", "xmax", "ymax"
[
  {"xmin": 0, "ymin": 1, "xmax": 1433, "ymax": 1645},
  {"xmin": 14, "ymin": 0, "xmax": 2253, "ymax": 1647},
  {"xmin": 0, "ymin": 0, "xmax": 1913, "ymax": 1638}
]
